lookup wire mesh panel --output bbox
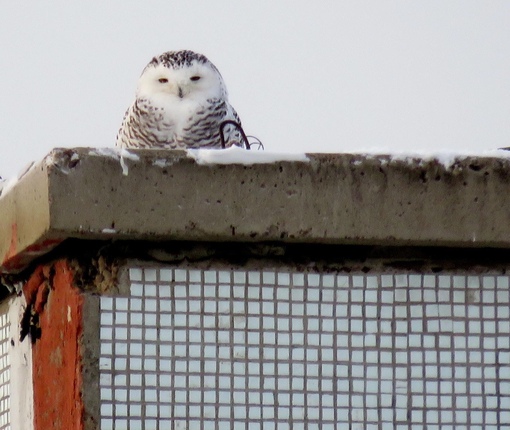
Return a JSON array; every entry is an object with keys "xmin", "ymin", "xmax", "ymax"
[
  {"xmin": 99, "ymin": 267, "xmax": 510, "ymax": 429},
  {"xmin": 0, "ymin": 310, "xmax": 10, "ymax": 430}
]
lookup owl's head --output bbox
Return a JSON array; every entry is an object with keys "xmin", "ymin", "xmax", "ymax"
[{"xmin": 136, "ymin": 50, "xmax": 228, "ymax": 103}]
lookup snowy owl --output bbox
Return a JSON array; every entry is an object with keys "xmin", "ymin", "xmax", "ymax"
[{"xmin": 116, "ymin": 50, "xmax": 243, "ymax": 149}]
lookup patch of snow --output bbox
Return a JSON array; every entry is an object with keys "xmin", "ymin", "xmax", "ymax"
[
  {"xmin": 359, "ymin": 147, "xmax": 510, "ymax": 169},
  {"xmin": 119, "ymin": 157, "xmax": 129, "ymax": 176},
  {"xmin": 119, "ymin": 148, "xmax": 140, "ymax": 161},
  {"xmin": 187, "ymin": 146, "xmax": 309, "ymax": 165},
  {"xmin": 88, "ymin": 147, "xmax": 139, "ymax": 176},
  {"xmin": 88, "ymin": 147, "xmax": 121, "ymax": 160},
  {"xmin": 388, "ymin": 151, "xmax": 460, "ymax": 168},
  {"xmin": 46, "ymin": 151, "xmax": 72, "ymax": 174},
  {"xmin": 153, "ymin": 158, "xmax": 174, "ymax": 168},
  {"xmin": 120, "ymin": 148, "xmax": 139, "ymax": 176},
  {"xmin": 101, "ymin": 228, "xmax": 117, "ymax": 234}
]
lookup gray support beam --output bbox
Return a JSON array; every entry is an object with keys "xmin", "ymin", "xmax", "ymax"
[{"xmin": 1, "ymin": 147, "xmax": 510, "ymax": 273}]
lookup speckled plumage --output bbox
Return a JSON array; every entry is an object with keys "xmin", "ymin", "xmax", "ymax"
[{"xmin": 116, "ymin": 50, "xmax": 242, "ymax": 149}]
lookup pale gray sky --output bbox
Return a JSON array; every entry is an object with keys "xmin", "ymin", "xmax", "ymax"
[{"xmin": 1, "ymin": 1, "xmax": 509, "ymax": 178}]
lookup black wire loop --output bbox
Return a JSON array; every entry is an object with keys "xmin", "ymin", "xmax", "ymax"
[{"xmin": 219, "ymin": 120, "xmax": 264, "ymax": 150}]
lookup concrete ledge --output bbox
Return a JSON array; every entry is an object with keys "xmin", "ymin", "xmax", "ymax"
[{"xmin": 1, "ymin": 147, "xmax": 510, "ymax": 273}]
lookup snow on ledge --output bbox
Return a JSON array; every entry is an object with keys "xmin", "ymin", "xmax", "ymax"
[
  {"xmin": 2, "ymin": 146, "xmax": 510, "ymax": 198},
  {"xmin": 359, "ymin": 148, "xmax": 510, "ymax": 169},
  {"xmin": 187, "ymin": 146, "xmax": 310, "ymax": 165},
  {"xmin": 89, "ymin": 148, "xmax": 140, "ymax": 176}
]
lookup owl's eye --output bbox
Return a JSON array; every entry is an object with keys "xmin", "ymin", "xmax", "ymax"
[
  {"xmin": 158, "ymin": 78, "xmax": 168, "ymax": 83},
  {"xmin": 190, "ymin": 76, "xmax": 201, "ymax": 81}
]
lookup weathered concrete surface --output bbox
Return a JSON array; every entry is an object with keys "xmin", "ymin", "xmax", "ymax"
[{"xmin": 1, "ymin": 147, "xmax": 510, "ymax": 273}]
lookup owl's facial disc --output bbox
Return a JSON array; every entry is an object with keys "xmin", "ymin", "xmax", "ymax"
[
  {"xmin": 116, "ymin": 50, "xmax": 240, "ymax": 149},
  {"xmin": 137, "ymin": 58, "xmax": 226, "ymax": 103}
]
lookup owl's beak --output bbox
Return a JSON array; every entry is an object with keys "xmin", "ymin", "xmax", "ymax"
[{"xmin": 178, "ymin": 86, "xmax": 184, "ymax": 99}]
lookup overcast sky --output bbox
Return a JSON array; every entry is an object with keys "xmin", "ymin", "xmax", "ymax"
[{"xmin": 0, "ymin": 1, "xmax": 509, "ymax": 178}]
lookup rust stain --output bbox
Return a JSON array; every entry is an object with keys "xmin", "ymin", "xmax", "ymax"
[
  {"xmin": 25, "ymin": 238, "xmax": 63, "ymax": 255},
  {"xmin": 1, "ymin": 237, "xmax": 62, "ymax": 273},
  {"xmin": 25, "ymin": 260, "xmax": 85, "ymax": 430}
]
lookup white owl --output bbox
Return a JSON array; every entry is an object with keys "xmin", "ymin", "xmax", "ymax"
[{"xmin": 116, "ymin": 50, "xmax": 243, "ymax": 149}]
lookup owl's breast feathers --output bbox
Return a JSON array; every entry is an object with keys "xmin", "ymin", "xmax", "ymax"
[
  {"xmin": 178, "ymin": 98, "xmax": 241, "ymax": 148},
  {"xmin": 117, "ymin": 98, "xmax": 241, "ymax": 149}
]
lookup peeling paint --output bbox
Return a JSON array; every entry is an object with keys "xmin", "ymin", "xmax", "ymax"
[{"xmin": 23, "ymin": 260, "xmax": 85, "ymax": 430}]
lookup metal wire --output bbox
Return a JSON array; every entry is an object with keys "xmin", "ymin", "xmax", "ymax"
[{"xmin": 219, "ymin": 121, "xmax": 263, "ymax": 150}]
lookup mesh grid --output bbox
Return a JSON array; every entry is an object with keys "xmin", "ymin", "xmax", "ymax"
[
  {"xmin": 99, "ymin": 267, "xmax": 510, "ymax": 429},
  {"xmin": 0, "ymin": 311, "xmax": 10, "ymax": 430}
]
